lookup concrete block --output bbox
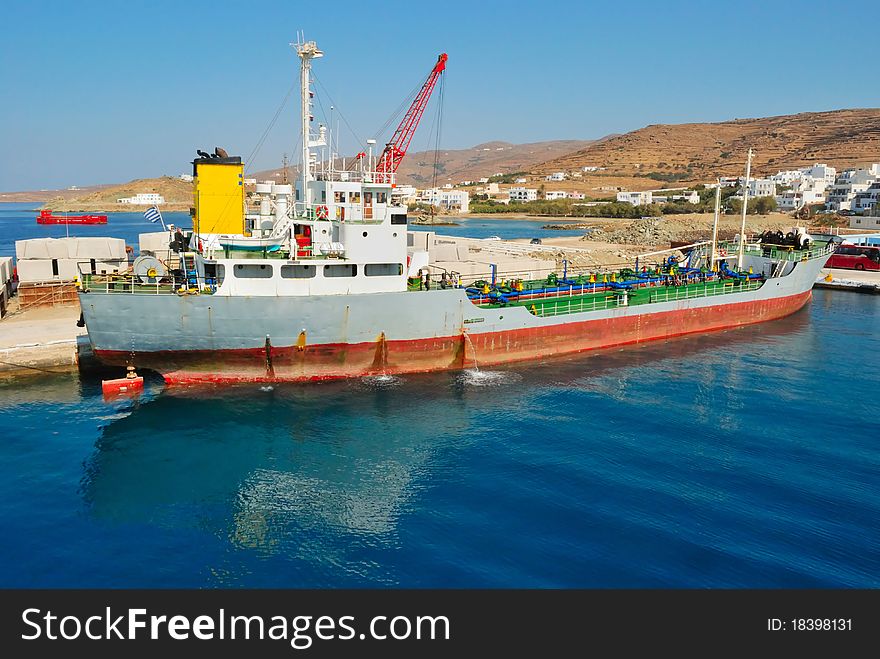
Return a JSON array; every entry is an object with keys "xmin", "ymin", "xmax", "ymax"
[
  {"xmin": 0, "ymin": 256, "xmax": 12, "ymax": 283},
  {"xmin": 46, "ymin": 239, "xmax": 71, "ymax": 259},
  {"xmin": 139, "ymin": 231, "xmax": 171, "ymax": 257},
  {"xmin": 16, "ymin": 238, "xmax": 51, "ymax": 260},
  {"xmin": 16, "ymin": 259, "xmax": 55, "ymax": 283},
  {"xmin": 71, "ymin": 237, "xmax": 126, "ymax": 260},
  {"xmin": 56, "ymin": 259, "xmax": 81, "ymax": 281},
  {"xmin": 92, "ymin": 259, "xmax": 127, "ymax": 275},
  {"xmin": 431, "ymin": 245, "xmax": 459, "ymax": 262}
]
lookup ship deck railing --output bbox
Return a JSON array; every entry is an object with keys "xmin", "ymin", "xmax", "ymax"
[
  {"xmin": 78, "ymin": 272, "xmax": 217, "ymax": 296},
  {"xmin": 523, "ymin": 279, "xmax": 764, "ymax": 318},
  {"xmin": 724, "ymin": 240, "xmax": 835, "ymax": 262}
]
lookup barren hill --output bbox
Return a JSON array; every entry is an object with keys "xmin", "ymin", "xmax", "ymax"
[
  {"xmin": 42, "ymin": 177, "xmax": 192, "ymax": 212},
  {"xmin": 252, "ymin": 139, "xmax": 596, "ymax": 186},
  {"xmin": 537, "ymin": 109, "xmax": 880, "ymax": 180}
]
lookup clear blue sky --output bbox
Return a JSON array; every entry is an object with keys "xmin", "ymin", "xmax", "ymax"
[{"xmin": 0, "ymin": 0, "xmax": 875, "ymax": 191}]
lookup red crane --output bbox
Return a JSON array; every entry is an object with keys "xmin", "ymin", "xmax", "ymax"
[{"xmin": 374, "ymin": 53, "xmax": 447, "ymax": 183}]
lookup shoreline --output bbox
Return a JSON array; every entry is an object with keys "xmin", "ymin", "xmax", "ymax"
[{"xmin": 36, "ymin": 203, "xmax": 191, "ymax": 213}]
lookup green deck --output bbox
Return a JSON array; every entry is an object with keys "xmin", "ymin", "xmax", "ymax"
[{"xmin": 475, "ymin": 278, "xmax": 764, "ymax": 317}]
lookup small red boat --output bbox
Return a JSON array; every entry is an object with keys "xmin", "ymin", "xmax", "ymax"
[{"xmin": 37, "ymin": 209, "xmax": 108, "ymax": 225}]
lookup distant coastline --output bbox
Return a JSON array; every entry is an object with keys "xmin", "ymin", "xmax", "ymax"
[{"xmin": 37, "ymin": 202, "xmax": 191, "ymax": 213}]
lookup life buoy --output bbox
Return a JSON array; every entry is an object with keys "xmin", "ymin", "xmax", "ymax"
[
  {"xmin": 717, "ymin": 248, "xmax": 727, "ymax": 257},
  {"xmin": 316, "ymin": 205, "xmax": 329, "ymax": 219}
]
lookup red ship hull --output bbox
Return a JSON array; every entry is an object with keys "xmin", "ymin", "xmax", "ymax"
[{"xmin": 92, "ymin": 289, "xmax": 813, "ymax": 385}]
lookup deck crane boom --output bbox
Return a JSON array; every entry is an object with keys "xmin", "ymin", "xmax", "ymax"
[{"xmin": 374, "ymin": 53, "xmax": 447, "ymax": 183}]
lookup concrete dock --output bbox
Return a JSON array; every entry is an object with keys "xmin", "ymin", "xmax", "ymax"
[
  {"xmin": 0, "ymin": 303, "xmax": 85, "ymax": 375},
  {"xmin": 814, "ymin": 268, "xmax": 880, "ymax": 294}
]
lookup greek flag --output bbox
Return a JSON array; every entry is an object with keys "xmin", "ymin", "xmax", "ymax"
[
  {"xmin": 144, "ymin": 205, "xmax": 162, "ymax": 223},
  {"xmin": 144, "ymin": 205, "xmax": 166, "ymax": 229}
]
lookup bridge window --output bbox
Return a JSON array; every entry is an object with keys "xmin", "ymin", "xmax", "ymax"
[
  {"xmin": 281, "ymin": 264, "xmax": 316, "ymax": 279},
  {"xmin": 324, "ymin": 264, "xmax": 357, "ymax": 278},
  {"xmin": 234, "ymin": 263, "xmax": 273, "ymax": 278},
  {"xmin": 377, "ymin": 192, "xmax": 387, "ymax": 203},
  {"xmin": 350, "ymin": 192, "xmax": 361, "ymax": 204},
  {"xmin": 365, "ymin": 263, "xmax": 403, "ymax": 277},
  {"xmin": 391, "ymin": 213, "xmax": 407, "ymax": 225},
  {"xmin": 334, "ymin": 191, "xmax": 345, "ymax": 203}
]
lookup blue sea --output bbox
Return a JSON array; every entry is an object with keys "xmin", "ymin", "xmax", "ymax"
[{"xmin": 1, "ymin": 202, "xmax": 879, "ymax": 587}]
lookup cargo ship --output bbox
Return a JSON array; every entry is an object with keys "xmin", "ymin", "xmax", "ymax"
[
  {"xmin": 77, "ymin": 40, "xmax": 833, "ymax": 385},
  {"xmin": 37, "ymin": 210, "xmax": 108, "ymax": 225}
]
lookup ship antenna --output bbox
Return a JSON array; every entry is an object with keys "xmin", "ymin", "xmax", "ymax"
[{"xmin": 737, "ymin": 148, "xmax": 753, "ymax": 270}]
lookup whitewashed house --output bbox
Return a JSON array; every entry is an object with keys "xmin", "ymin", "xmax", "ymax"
[
  {"xmin": 417, "ymin": 188, "xmax": 470, "ymax": 213},
  {"xmin": 826, "ymin": 168, "xmax": 878, "ymax": 211},
  {"xmin": 852, "ymin": 182, "xmax": 880, "ymax": 214},
  {"xmin": 509, "ymin": 187, "xmax": 538, "ymax": 202},
  {"xmin": 117, "ymin": 193, "xmax": 165, "ymax": 205},
  {"xmin": 748, "ymin": 178, "xmax": 777, "ymax": 198},
  {"xmin": 802, "ymin": 163, "xmax": 836, "ymax": 187},
  {"xmin": 771, "ymin": 170, "xmax": 803, "ymax": 185},
  {"xmin": 616, "ymin": 191, "xmax": 653, "ymax": 206}
]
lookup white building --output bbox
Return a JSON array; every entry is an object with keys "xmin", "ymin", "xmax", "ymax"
[
  {"xmin": 546, "ymin": 172, "xmax": 566, "ymax": 182},
  {"xmin": 670, "ymin": 191, "xmax": 699, "ymax": 204},
  {"xmin": 852, "ymin": 182, "xmax": 880, "ymax": 214},
  {"xmin": 747, "ymin": 178, "xmax": 777, "ymax": 198},
  {"xmin": 509, "ymin": 187, "xmax": 538, "ymax": 202},
  {"xmin": 849, "ymin": 214, "xmax": 880, "ymax": 230},
  {"xmin": 802, "ymin": 163, "xmax": 836, "ymax": 187},
  {"xmin": 775, "ymin": 176, "xmax": 828, "ymax": 210},
  {"xmin": 416, "ymin": 188, "xmax": 470, "ymax": 213},
  {"xmin": 826, "ymin": 167, "xmax": 879, "ymax": 211},
  {"xmin": 117, "ymin": 193, "xmax": 166, "ymax": 205},
  {"xmin": 569, "ymin": 192, "xmax": 586, "ymax": 200},
  {"xmin": 582, "ymin": 166, "xmax": 601, "ymax": 172},
  {"xmin": 514, "ymin": 177, "xmax": 528, "ymax": 184},
  {"xmin": 179, "ymin": 173, "xmax": 194, "ymax": 182},
  {"xmin": 545, "ymin": 191, "xmax": 568, "ymax": 200},
  {"xmin": 771, "ymin": 170, "xmax": 803, "ymax": 185},
  {"xmin": 616, "ymin": 191, "xmax": 653, "ymax": 206},
  {"xmin": 391, "ymin": 185, "xmax": 418, "ymax": 203}
]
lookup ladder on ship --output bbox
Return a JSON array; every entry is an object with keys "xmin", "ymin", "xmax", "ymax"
[{"xmin": 178, "ymin": 251, "xmax": 201, "ymax": 289}]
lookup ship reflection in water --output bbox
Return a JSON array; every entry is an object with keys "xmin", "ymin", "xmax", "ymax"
[
  {"xmin": 75, "ymin": 309, "xmax": 824, "ymax": 582},
  {"xmin": 82, "ymin": 379, "xmax": 470, "ymax": 556}
]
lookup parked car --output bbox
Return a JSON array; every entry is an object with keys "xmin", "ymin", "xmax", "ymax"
[{"xmin": 530, "ymin": 238, "xmax": 542, "ymax": 245}]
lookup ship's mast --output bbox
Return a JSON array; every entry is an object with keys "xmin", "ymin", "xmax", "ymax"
[
  {"xmin": 294, "ymin": 37, "xmax": 323, "ymax": 215},
  {"xmin": 737, "ymin": 148, "xmax": 753, "ymax": 269},
  {"xmin": 711, "ymin": 179, "xmax": 721, "ymax": 270}
]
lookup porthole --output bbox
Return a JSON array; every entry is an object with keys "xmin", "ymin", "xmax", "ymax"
[{"xmin": 363, "ymin": 231, "xmax": 368, "ymax": 237}]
